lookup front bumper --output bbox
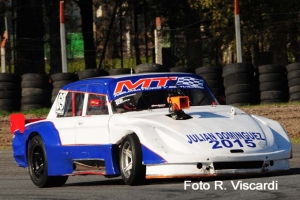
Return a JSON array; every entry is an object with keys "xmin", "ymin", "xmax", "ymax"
[{"xmin": 145, "ymin": 158, "xmax": 290, "ymax": 179}]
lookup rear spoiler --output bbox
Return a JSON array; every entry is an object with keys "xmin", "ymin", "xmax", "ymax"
[{"xmin": 10, "ymin": 113, "xmax": 45, "ymax": 134}]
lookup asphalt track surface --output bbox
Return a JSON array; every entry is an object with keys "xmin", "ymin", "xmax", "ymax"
[{"xmin": 0, "ymin": 145, "xmax": 299, "ymax": 200}]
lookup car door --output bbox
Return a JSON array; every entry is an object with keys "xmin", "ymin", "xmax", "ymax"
[
  {"xmin": 75, "ymin": 92, "xmax": 111, "ymax": 145},
  {"xmin": 52, "ymin": 91, "xmax": 78, "ymax": 145}
]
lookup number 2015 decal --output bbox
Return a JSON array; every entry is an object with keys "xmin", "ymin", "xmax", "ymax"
[{"xmin": 209, "ymin": 139, "xmax": 256, "ymax": 149}]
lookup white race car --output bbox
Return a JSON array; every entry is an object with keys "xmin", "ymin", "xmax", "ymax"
[{"xmin": 10, "ymin": 72, "xmax": 292, "ymax": 187}]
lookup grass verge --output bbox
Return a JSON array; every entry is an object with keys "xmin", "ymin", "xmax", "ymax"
[
  {"xmin": 291, "ymin": 138, "xmax": 300, "ymax": 144},
  {"xmin": 0, "ymin": 108, "xmax": 50, "ymax": 117},
  {"xmin": 0, "ymin": 146, "xmax": 12, "ymax": 150}
]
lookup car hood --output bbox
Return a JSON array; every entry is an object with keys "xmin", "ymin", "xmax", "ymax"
[{"xmin": 111, "ymin": 105, "xmax": 284, "ymax": 155}]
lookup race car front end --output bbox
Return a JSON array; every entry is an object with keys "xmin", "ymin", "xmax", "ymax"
[
  {"xmin": 123, "ymin": 106, "xmax": 293, "ymax": 179},
  {"xmin": 145, "ymin": 149, "xmax": 291, "ymax": 179}
]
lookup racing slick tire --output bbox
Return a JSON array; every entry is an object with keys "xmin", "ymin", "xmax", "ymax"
[
  {"xmin": 77, "ymin": 68, "xmax": 109, "ymax": 80},
  {"xmin": 27, "ymin": 135, "xmax": 68, "ymax": 187},
  {"xmin": 50, "ymin": 72, "xmax": 78, "ymax": 82},
  {"xmin": 290, "ymin": 92, "xmax": 300, "ymax": 101},
  {"xmin": 259, "ymin": 73, "xmax": 284, "ymax": 83},
  {"xmin": 119, "ymin": 133, "xmax": 146, "ymax": 185},
  {"xmin": 225, "ymin": 84, "xmax": 251, "ymax": 96},
  {"xmin": 287, "ymin": 70, "xmax": 300, "ymax": 80},
  {"xmin": 286, "ymin": 62, "xmax": 300, "ymax": 73},
  {"xmin": 108, "ymin": 68, "xmax": 132, "ymax": 75},
  {"xmin": 223, "ymin": 73, "xmax": 251, "ymax": 88},
  {"xmin": 259, "ymin": 82, "xmax": 282, "ymax": 91},
  {"xmin": 195, "ymin": 66, "xmax": 222, "ymax": 74},
  {"xmin": 222, "ymin": 63, "xmax": 254, "ymax": 77},
  {"xmin": 258, "ymin": 64, "xmax": 285, "ymax": 74},
  {"xmin": 288, "ymin": 78, "xmax": 300, "ymax": 87},
  {"xmin": 170, "ymin": 66, "xmax": 194, "ymax": 73},
  {"xmin": 200, "ymin": 73, "xmax": 222, "ymax": 81},
  {"xmin": 134, "ymin": 63, "xmax": 169, "ymax": 73},
  {"xmin": 289, "ymin": 85, "xmax": 300, "ymax": 94},
  {"xmin": 260, "ymin": 91, "xmax": 282, "ymax": 101},
  {"xmin": 0, "ymin": 73, "xmax": 17, "ymax": 82}
]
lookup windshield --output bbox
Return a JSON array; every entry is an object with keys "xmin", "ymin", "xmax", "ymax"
[{"xmin": 112, "ymin": 88, "xmax": 218, "ymax": 113}]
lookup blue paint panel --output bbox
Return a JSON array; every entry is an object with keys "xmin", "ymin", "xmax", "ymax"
[
  {"xmin": 25, "ymin": 121, "xmax": 62, "ymax": 146},
  {"xmin": 46, "ymin": 144, "xmax": 120, "ymax": 176},
  {"xmin": 12, "ymin": 121, "xmax": 63, "ymax": 168},
  {"xmin": 12, "ymin": 131, "xmax": 27, "ymax": 167},
  {"xmin": 67, "ymin": 84, "xmax": 87, "ymax": 92},
  {"xmin": 142, "ymin": 145, "xmax": 166, "ymax": 164},
  {"xmin": 12, "ymin": 121, "xmax": 120, "ymax": 176}
]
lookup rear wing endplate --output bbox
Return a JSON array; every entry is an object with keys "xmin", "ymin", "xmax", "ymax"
[{"xmin": 10, "ymin": 113, "xmax": 25, "ymax": 134}]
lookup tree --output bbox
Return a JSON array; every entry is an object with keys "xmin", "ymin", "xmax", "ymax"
[
  {"xmin": 188, "ymin": 0, "xmax": 300, "ymax": 65},
  {"xmin": 149, "ymin": 0, "xmax": 203, "ymax": 69},
  {"xmin": 45, "ymin": 0, "xmax": 62, "ymax": 74},
  {"xmin": 15, "ymin": 0, "xmax": 45, "ymax": 75},
  {"xmin": 74, "ymin": 0, "xmax": 97, "ymax": 69}
]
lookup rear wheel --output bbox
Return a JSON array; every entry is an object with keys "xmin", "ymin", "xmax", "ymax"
[
  {"xmin": 27, "ymin": 135, "xmax": 68, "ymax": 187},
  {"xmin": 119, "ymin": 133, "xmax": 146, "ymax": 185}
]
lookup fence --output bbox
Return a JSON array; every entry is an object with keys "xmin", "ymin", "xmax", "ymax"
[{"xmin": 0, "ymin": 1, "xmax": 300, "ymax": 75}]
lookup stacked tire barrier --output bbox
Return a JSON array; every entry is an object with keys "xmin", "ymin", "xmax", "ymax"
[
  {"xmin": 222, "ymin": 63, "xmax": 254, "ymax": 106},
  {"xmin": 258, "ymin": 64, "xmax": 288, "ymax": 104},
  {"xmin": 21, "ymin": 73, "xmax": 50, "ymax": 111},
  {"xmin": 170, "ymin": 66, "xmax": 195, "ymax": 73},
  {"xmin": 134, "ymin": 63, "xmax": 169, "ymax": 73},
  {"xmin": 286, "ymin": 63, "xmax": 300, "ymax": 102},
  {"xmin": 77, "ymin": 68, "xmax": 109, "ymax": 80},
  {"xmin": 50, "ymin": 72, "xmax": 78, "ymax": 103},
  {"xmin": 195, "ymin": 66, "xmax": 224, "ymax": 98},
  {"xmin": 0, "ymin": 73, "xmax": 19, "ymax": 112},
  {"xmin": 108, "ymin": 68, "xmax": 132, "ymax": 75}
]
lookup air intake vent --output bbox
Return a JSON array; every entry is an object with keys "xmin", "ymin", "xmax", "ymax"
[
  {"xmin": 214, "ymin": 161, "xmax": 263, "ymax": 170},
  {"xmin": 230, "ymin": 149, "xmax": 244, "ymax": 153}
]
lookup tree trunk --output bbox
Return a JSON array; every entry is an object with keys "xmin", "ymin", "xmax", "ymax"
[
  {"xmin": 185, "ymin": 30, "xmax": 202, "ymax": 69},
  {"xmin": 0, "ymin": 2, "xmax": 5, "ymax": 35},
  {"xmin": 15, "ymin": 0, "xmax": 45, "ymax": 76},
  {"xmin": 272, "ymin": 23, "xmax": 288, "ymax": 65},
  {"xmin": 47, "ymin": 0, "xmax": 62, "ymax": 74},
  {"xmin": 289, "ymin": 22, "xmax": 300, "ymax": 62},
  {"xmin": 77, "ymin": 0, "xmax": 96, "ymax": 69}
]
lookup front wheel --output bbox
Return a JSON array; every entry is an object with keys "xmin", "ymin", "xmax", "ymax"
[
  {"xmin": 27, "ymin": 135, "xmax": 68, "ymax": 188},
  {"xmin": 119, "ymin": 133, "xmax": 146, "ymax": 185}
]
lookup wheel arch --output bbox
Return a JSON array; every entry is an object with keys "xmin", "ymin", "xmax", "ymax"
[
  {"xmin": 23, "ymin": 122, "xmax": 64, "ymax": 174},
  {"xmin": 25, "ymin": 131, "xmax": 41, "ymax": 162},
  {"xmin": 116, "ymin": 126, "xmax": 167, "ymax": 165}
]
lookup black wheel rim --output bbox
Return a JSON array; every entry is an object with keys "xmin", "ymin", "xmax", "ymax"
[{"xmin": 31, "ymin": 145, "xmax": 45, "ymax": 180}]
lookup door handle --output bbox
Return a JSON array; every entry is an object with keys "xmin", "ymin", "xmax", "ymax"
[{"xmin": 77, "ymin": 120, "xmax": 84, "ymax": 125}]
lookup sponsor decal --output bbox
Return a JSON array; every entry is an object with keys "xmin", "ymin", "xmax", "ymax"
[
  {"xmin": 55, "ymin": 91, "xmax": 68, "ymax": 114},
  {"xmin": 115, "ymin": 93, "xmax": 136, "ymax": 105},
  {"xmin": 150, "ymin": 104, "xmax": 166, "ymax": 108},
  {"xmin": 114, "ymin": 77, "xmax": 177, "ymax": 97},
  {"xmin": 113, "ymin": 76, "xmax": 204, "ymax": 97},
  {"xmin": 176, "ymin": 77, "xmax": 203, "ymax": 88},
  {"xmin": 186, "ymin": 132, "xmax": 266, "ymax": 149}
]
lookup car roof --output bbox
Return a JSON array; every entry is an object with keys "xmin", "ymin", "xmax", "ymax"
[
  {"xmin": 60, "ymin": 72, "xmax": 204, "ymax": 101},
  {"xmin": 61, "ymin": 72, "xmax": 196, "ymax": 89}
]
